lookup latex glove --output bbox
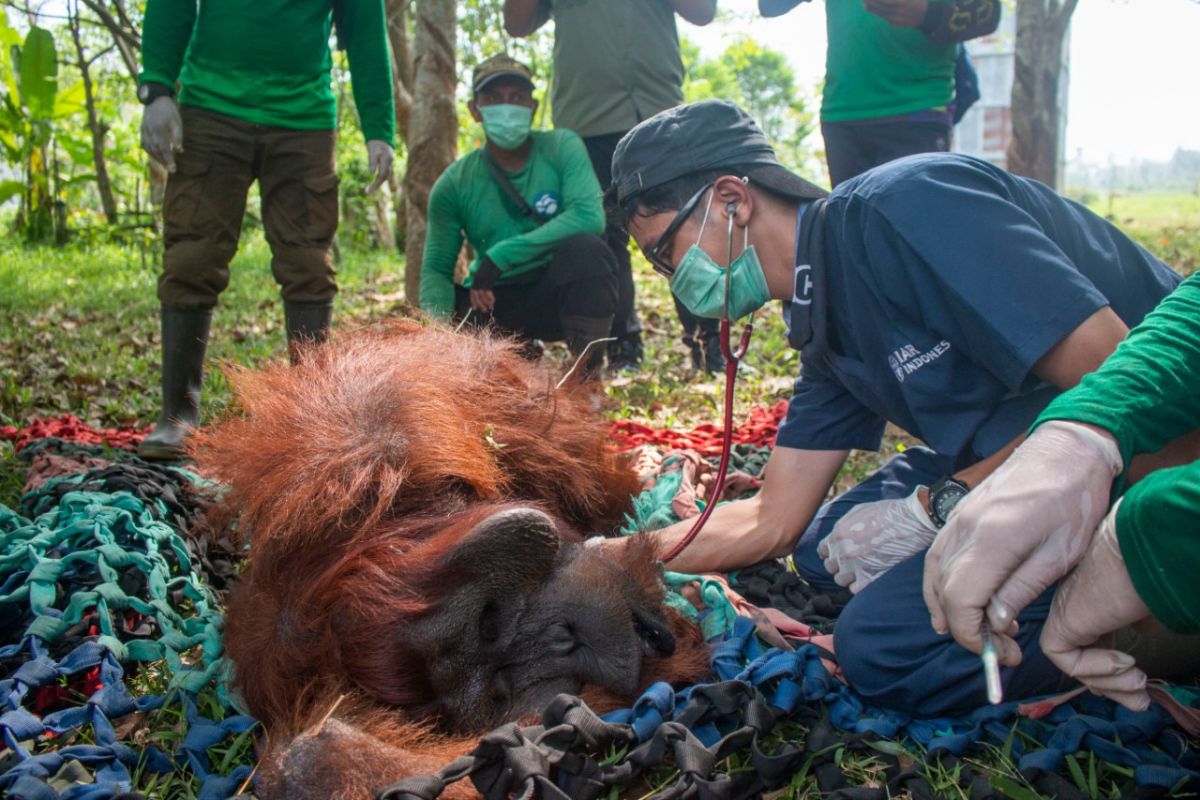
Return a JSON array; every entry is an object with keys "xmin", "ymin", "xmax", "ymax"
[
  {"xmin": 818, "ymin": 488, "xmax": 938, "ymax": 594},
  {"xmin": 923, "ymin": 421, "xmax": 1123, "ymax": 665},
  {"xmin": 863, "ymin": 0, "xmax": 928, "ymax": 28},
  {"xmin": 1041, "ymin": 498, "xmax": 1152, "ymax": 711},
  {"xmin": 365, "ymin": 140, "xmax": 394, "ymax": 194},
  {"xmin": 141, "ymin": 96, "xmax": 183, "ymax": 172}
]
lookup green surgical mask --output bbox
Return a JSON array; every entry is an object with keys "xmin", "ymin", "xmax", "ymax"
[
  {"xmin": 479, "ymin": 104, "xmax": 533, "ymax": 150},
  {"xmin": 670, "ymin": 193, "xmax": 771, "ymax": 320}
]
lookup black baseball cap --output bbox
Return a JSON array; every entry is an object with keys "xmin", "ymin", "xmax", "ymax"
[
  {"xmin": 472, "ymin": 54, "xmax": 535, "ymax": 95},
  {"xmin": 611, "ymin": 100, "xmax": 827, "ymax": 207}
]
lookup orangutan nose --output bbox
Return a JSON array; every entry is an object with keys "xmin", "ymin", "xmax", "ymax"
[{"xmin": 633, "ymin": 607, "xmax": 675, "ymax": 657}]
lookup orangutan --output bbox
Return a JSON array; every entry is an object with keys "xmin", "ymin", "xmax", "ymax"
[{"xmin": 189, "ymin": 321, "xmax": 710, "ymax": 799}]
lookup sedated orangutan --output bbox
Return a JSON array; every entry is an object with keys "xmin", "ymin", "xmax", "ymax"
[{"xmin": 189, "ymin": 321, "xmax": 711, "ymax": 799}]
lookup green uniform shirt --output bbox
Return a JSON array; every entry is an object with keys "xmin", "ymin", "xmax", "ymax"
[
  {"xmin": 419, "ymin": 130, "xmax": 605, "ymax": 318},
  {"xmin": 538, "ymin": 0, "xmax": 715, "ymax": 138},
  {"xmin": 140, "ymin": 0, "xmax": 395, "ymax": 144},
  {"xmin": 1034, "ymin": 274, "xmax": 1200, "ymax": 633},
  {"xmin": 823, "ymin": 0, "xmax": 955, "ymax": 122}
]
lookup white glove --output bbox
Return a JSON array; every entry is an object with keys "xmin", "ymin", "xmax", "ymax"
[
  {"xmin": 923, "ymin": 420, "xmax": 1123, "ymax": 664},
  {"xmin": 1041, "ymin": 498, "xmax": 1151, "ymax": 711},
  {"xmin": 141, "ymin": 96, "xmax": 183, "ymax": 172},
  {"xmin": 365, "ymin": 139, "xmax": 394, "ymax": 194},
  {"xmin": 818, "ymin": 488, "xmax": 939, "ymax": 594}
]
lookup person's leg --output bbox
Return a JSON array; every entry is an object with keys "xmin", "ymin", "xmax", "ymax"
[
  {"xmin": 548, "ymin": 233, "xmax": 619, "ymax": 376},
  {"xmin": 486, "ymin": 234, "xmax": 618, "ymax": 376},
  {"xmin": 141, "ymin": 107, "xmax": 254, "ymax": 460},
  {"xmin": 258, "ymin": 125, "xmax": 339, "ymax": 362},
  {"xmin": 583, "ymin": 133, "xmax": 642, "ymax": 371},
  {"xmin": 820, "ymin": 120, "xmax": 878, "ymax": 188},
  {"xmin": 789, "ymin": 446, "xmax": 1065, "ymax": 714},
  {"xmin": 835, "ymin": 552, "xmax": 1063, "ymax": 716},
  {"xmin": 872, "ymin": 118, "xmax": 952, "ymax": 165},
  {"xmin": 791, "ymin": 446, "xmax": 955, "ymax": 590}
]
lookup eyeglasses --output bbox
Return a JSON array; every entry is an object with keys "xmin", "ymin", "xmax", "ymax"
[{"xmin": 645, "ymin": 181, "xmax": 714, "ymax": 279}]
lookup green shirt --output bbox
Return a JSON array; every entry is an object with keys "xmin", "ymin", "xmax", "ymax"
[
  {"xmin": 538, "ymin": 0, "xmax": 715, "ymax": 138},
  {"xmin": 140, "ymin": 0, "xmax": 395, "ymax": 144},
  {"xmin": 823, "ymin": 0, "xmax": 955, "ymax": 122},
  {"xmin": 1034, "ymin": 274, "xmax": 1200, "ymax": 633},
  {"xmin": 419, "ymin": 130, "xmax": 606, "ymax": 318}
]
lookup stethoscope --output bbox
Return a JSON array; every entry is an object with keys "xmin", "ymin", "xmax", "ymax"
[{"xmin": 661, "ymin": 202, "xmax": 754, "ymax": 563}]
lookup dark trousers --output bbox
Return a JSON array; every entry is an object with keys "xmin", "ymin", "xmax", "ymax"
[
  {"xmin": 821, "ymin": 118, "xmax": 951, "ymax": 188},
  {"xmin": 160, "ymin": 106, "xmax": 339, "ymax": 309},
  {"xmin": 454, "ymin": 233, "xmax": 617, "ymax": 343},
  {"xmin": 582, "ymin": 133, "xmax": 640, "ymax": 342},
  {"xmin": 791, "ymin": 447, "xmax": 1064, "ymax": 717},
  {"xmin": 583, "ymin": 132, "xmax": 717, "ymax": 343}
]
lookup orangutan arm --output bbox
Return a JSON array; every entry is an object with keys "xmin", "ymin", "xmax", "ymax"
[{"xmin": 640, "ymin": 446, "xmax": 848, "ymax": 574}]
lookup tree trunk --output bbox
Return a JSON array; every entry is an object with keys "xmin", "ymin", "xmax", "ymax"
[
  {"xmin": 402, "ymin": 0, "xmax": 457, "ymax": 305},
  {"xmin": 386, "ymin": 0, "xmax": 415, "ymax": 248},
  {"xmin": 69, "ymin": 1, "xmax": 119, "ymax": 225},
  {"xmin": 80, "ymin": 0, "xmax": 141, "ymax": 84},
  {"xmin": 1006, "ymin": 0, "xmax": 1078, "ymax": 190}
]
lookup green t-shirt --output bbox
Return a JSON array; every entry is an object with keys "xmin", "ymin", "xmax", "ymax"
[
  {"xmin": 823, "ymin": 0, "xmax": 955, "ymax": 122},
  {"xmin": 539, "ymin": 0, "xmax": 715, "ymax": 138},
  {"xmin": 419, "ymin": 130, "xmax": 606, "ymax": 318},
  {"xmin": 140, "ymin": 0, "xmax": 395, "ymax": 144},
  {"xmin": 1034, "ymin": 274, "xmax": 1200, "ymax": 633}
]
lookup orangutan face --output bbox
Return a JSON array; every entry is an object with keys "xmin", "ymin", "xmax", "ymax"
[{"xmin": 395, "ymin": 508, "xmax": 676, "ymax": 730}]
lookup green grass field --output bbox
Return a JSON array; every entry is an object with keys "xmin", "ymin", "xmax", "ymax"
[{"xmin": 1, "ymin": 194, "xmax": 1198, "ymax": 798}]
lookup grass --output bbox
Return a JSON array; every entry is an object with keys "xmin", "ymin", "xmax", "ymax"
[{"xmin": 2, "ymin": 197, "xmax": 1198, "ymax": 797}]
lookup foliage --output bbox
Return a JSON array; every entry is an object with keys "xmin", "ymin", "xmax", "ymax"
[
  {"xmin": 0, "ymin": 14, "xmax": 85, "ymax": 240},
  {"xmin": 681, "ymin": 34, "xmax": 819, "ymax": 177}
]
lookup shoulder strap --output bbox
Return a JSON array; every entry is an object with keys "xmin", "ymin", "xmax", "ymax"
[{"xmin": 483, "ymin": 150, "xmax": 551, "ymax": 225}]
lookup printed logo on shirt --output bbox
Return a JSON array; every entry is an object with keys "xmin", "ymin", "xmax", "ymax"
[
  {"xmin": 533, "ymin": 191, "xmax": 560, "ymax": 217},
  {"xmin": 793, "ymin": 263, "xmax": 813, "ymax": 305},
  {"xmin": 888, "ymin": 340, "xmax": 951, "ymax": 383}
]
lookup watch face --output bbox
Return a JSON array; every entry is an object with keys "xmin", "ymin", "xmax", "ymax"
[
  {"xmin": 138, "ymin": 85, "xmax": 149, "ymax": 101},
  {"xmin": 933, "ymin": 484, "xmax": 968, "ymax": 524}
]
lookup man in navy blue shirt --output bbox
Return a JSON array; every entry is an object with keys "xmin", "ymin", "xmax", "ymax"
[{"xmin": 606, "ymin": 100, "xmax": 1182, "ymax": 716}]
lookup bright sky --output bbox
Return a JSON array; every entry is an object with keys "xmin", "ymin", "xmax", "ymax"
[{"xmin": 682, "ymin": 0, "xmax": 1200, "ymax": 165}]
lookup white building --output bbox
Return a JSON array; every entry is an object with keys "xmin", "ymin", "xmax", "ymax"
[{"xmin": 952, "ymin": 10, "xmax": 1070, "ymax": 182}]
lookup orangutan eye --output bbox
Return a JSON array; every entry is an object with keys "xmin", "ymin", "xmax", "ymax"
[{"xmin": 479, "ymin": 601, "xmax": 501, "ymax": 645}]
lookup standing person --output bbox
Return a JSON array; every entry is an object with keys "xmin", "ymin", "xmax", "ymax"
[
  {"xmin": 418, "ymin": 56, "xmax": 618, "ymax": 377},
  {"xmin": 606, "ymin": 100, "xmax": 1183, "ymax": 716},
  {"xmin": 504, "ymin": 0, "xmax": 726, "ymax": 373},
  {"xmin": 760, "ymin": 0, "xmax": 1000, "ymax": 187},
  {"xmin": 136, "ymin": 0, "xmax": 395, "ymax": 460}
]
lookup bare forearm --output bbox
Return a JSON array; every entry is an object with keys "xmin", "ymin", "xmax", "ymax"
[
  {"xmin": 503, "ymin": 0, "xmax": 545, "ymax": 36},
  {"xmin": 649, "ymin": 497, "xmax": 787, "ymax": 574},
  {"xmin": 670, "ymin": 0, "xmax": 717, "ymax": 25},
  {"xmin": 651, "ymin": 447, "xmax": 847, "ymax": 573}
]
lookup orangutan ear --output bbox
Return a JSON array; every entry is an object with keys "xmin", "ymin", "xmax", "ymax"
[{"xmin": 439, "ymin": 507, "xmax": 561, "ymax": 586}]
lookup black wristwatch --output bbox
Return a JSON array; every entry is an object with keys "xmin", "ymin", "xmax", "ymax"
[
  {"xmin": 137, "ymin": 82, "xmax": 176, "ymax": 106},
  {"xmin": 927, "ymin": 475, "xmax": 969, "ymax": 528}
]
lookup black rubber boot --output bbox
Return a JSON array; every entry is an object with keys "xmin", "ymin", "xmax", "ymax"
[
  {"xmin": 702, "ymin": 331, "xmax": 727, "ymax": 375},
  {"xmin": 137, "ymin": 307, "xmax": 211, "ymax": 461},
  {"xmin": 606, "ymin": 332, "xmax": 644, "ymax": 373},
  {"xmin": 562, "ymin": 314, "xmax": 615, "ymax": 381},
  {"xmin": 284, "ymin": 301, "xmax": 333, "ymax": 364}
]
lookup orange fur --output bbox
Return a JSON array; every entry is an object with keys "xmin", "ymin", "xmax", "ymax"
[{"xmin": 193, "ymin": 322, "xmax": 710, "ymax": 799}]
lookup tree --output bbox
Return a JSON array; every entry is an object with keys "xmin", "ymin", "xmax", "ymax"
[
  {"xmin": 399, "ymin": 0, "xmax": 458, "ymax": 303},
  {"xmin": 67, "ymin": 0, "xmax": 118, "ymax": 225},
  {"xmin": 682, "ymin": 35, "xmax": 817, "ymax": 174},
  {"xmin": 1007, "ymin": 0, "xmax": 1078, "ymax": 189}
]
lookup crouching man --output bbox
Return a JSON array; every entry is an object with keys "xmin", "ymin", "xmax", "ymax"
[{"xmin": 419, "ymin": 55, "xmax": 618, "ymax": 375}]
